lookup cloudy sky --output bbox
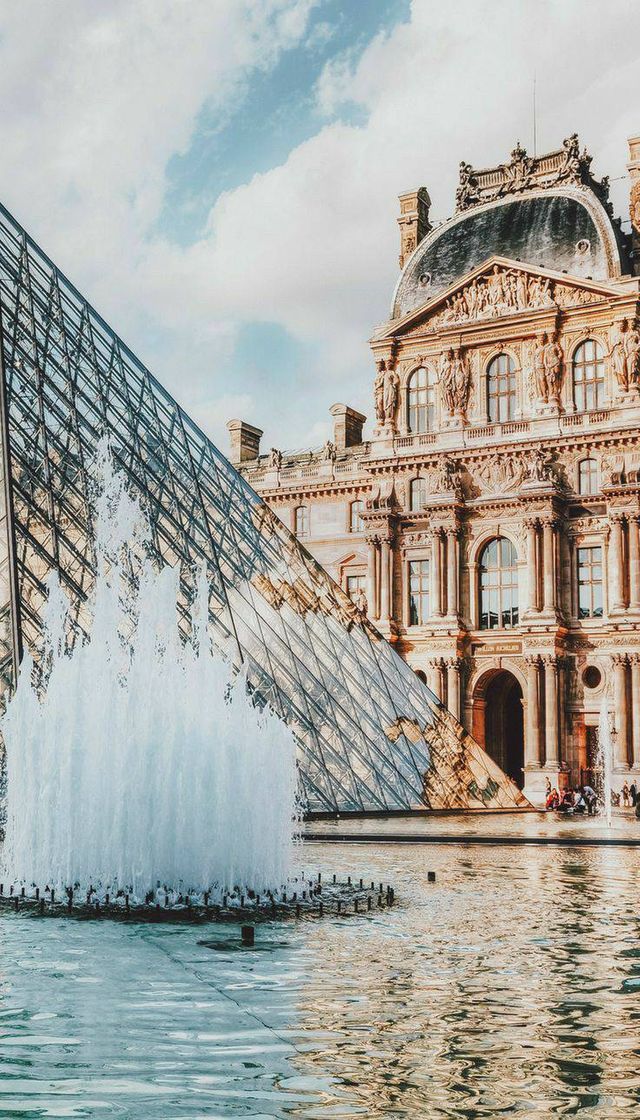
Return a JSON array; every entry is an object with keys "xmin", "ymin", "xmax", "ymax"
[{"xmin": 1, "ymin": 0, "xmax": 639, "ymax": 454}]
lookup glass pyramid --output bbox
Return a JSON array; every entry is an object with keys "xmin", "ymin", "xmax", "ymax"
[{"xmin": 0, "ymin": 200, "xmax": 528, "ymax": 813}]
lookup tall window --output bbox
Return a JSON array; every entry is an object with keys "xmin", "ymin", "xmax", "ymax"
[
  {"xmin": 407, "ymin": 366, "xmax": 436, "ymax": 433},
  {"xmin": 479, "ymin": 537, "xmax": 519, "ymax": 630},
  {"xmin": 294, "ymin": 505, "xmax": 308, "ymax": 538},
  {"xmin": 349, "ymin": 500, "xmax": 365, "ymax": 532},
  {"xmin": 346, "ymin": 573, "xmax": 366, "ymax": 600},
  {"xmin": 573, "ymin": 340, "xmax": 605, "ymax": 412},
  {"xmin": 410, "ymin": 477, "xmax": 428, "ymax": 512},
  {"xmin": 577, "ymin": 546, "xmax": 603, "ymax": 619},
  {"xmin": 409, "ymin": 560, "xmax": 430, "ymax": 625},
  {"xmin": 578, "ymin": 458, "xmax": 598, "ymax": 496},
  {"xmin": 487, "ymin": 353, "xmax": 516, "ymax": 423}
]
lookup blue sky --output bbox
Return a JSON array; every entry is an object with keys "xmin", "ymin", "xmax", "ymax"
[{"xmin": 0, "ymin": 0, "xmax": 638, "ymax": 455}]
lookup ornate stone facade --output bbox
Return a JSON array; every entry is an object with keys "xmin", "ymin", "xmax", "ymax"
[{"xmin": 229, "ymin": 135, "xmax": 640, "ymax": 805}]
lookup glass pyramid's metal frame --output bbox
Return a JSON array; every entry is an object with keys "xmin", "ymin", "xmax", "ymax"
[{"xmin": 0, "ymin": 200, "xmax": 528, "ymax": 814}]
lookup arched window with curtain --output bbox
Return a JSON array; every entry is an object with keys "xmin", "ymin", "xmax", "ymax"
[
  {"xmin": 410, "ymin": 477, "xmax": 428, "ymax": 512},
  {"xmin": 487, "ymin": 353, "xmax": 516, "ymax": 423},
  {"xmin": 479, "ymin": 537, "xmax": 519, "ymax": 630},
  {"xmin": 349, "ymin": 500, "xmax": 365, "ymax": 532},
  {"xmin": 407, "ymin": 366, "xmax": 436, "ymax": 433},
  {"xmin": 573, "ymin": 340, "xmax": 605, "ymax": 412},
  {"xmin": 294, "ymin": 505, "xmax": 308, "ymax": 538},
  {"xmin": 578, "ymin": 457, "xmax": 598, "ymax": 496}
]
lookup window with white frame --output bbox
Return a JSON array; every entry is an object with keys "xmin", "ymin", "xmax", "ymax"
[
  {"xmin": 577, "ymin": 545, "xmax": 603, "ymax": 619},
  {"xmin": 349, "ymin": 499, "xmax": 365, "ymax": 532},
  {"xmin": 573, "ymin": 340, "xmax": 605, "ymax": 412},
  {"xmin": 479, "ymin": 537, "xmax": 519, "ymax": 629},
  {"xmin": 407, "ymin": 366, "xmax": 437, "ymax": 433},
  {"xmin": 578, "ymin": 458, "xmax": 598, "ymax": 496},
  {"xmin": 487, "ymin": 353, "xmax": 516, "ymax": 423},
  {"xmin": 409, "ymin": 559, "xmax": 430, "ymax": 625},
  {"xmin": 294, "ymin": 505, "xmax": 308, "ymax": 538},
  {"xmin": 410, "ymin": 477, "xmax": 428, "ymax": 512}
]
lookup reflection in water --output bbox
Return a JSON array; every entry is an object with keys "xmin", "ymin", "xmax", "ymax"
[{"xmin": 0, "ymin": 843, "xmax": 639, "ymax": 1117}]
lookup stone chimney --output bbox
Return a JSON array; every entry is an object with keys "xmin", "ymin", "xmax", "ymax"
[
  {"xmin": 627, "ymin": 135, "xmax": 640, "ymax": 276},
  {"xmin": 329, "ymin": 403, "xmax": 366, "ymax": 451},
  {"xmin": 226, "ymin": 419, "xmax": 263, "ymax": 465},
  {"xmin": 397, "ymin": 187, "xmax": 431, "ymax": 269}
]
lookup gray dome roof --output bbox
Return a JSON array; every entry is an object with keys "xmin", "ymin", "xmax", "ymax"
[{"xmin": 393, "ymin": 188, "xmax": 627, "ymax": 320}]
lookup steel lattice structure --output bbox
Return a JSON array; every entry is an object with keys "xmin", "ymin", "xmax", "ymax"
[{"xmin": 0, "ymin": 200, "xmax": 527, "ymax": 813}]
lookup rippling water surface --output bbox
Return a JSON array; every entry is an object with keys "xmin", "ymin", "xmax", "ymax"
[{"xmin": 1, "ymin": 841, "xmax": 640, "ymax": 1117}]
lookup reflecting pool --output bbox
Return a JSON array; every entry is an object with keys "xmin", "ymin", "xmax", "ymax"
[{"xmin": 1, "ymin": 841, "xmax": 640, "ymax": 1117}]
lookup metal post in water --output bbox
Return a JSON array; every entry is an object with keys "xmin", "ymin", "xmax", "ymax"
[{"xmin": 241, "ymin": 925, "xmax": 255, "ymax": 946}]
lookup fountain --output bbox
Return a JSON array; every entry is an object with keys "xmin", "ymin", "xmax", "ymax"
[
  {"xmin": 597, "ymin": 696, "xmax": 613, "ymax": 829},
  {"xmin": 0, "ymin": 448, "xmax": 299, "ymax": 903}
]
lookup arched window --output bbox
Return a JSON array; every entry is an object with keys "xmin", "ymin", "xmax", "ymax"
[
  {"xmin": 573, "ymin": 340, "xmax": 604, "ymax": 412},
  {"xmin": 349, "ymin": 500, "xmax": 365, "ymax": 532},
  {"xmin": 479, "ymin": 537, "xmax": 519, "ymax": 630},
  {"xmin": 487, "ymin": 353, "xmax": 516, "ymax": 423},
  {"xmin": 410, "ymin": 477, "xmax": 428, "ymax": 512},
  {"xmin": 294, "ymin": 505, "xmax": 308, "ymax": 538},
  {"xmin": 407, "ymin": 366, "xmax": 436, "ymax": 433},
  {"xmin": 578, "ymin": 458, "xmax": 598, "ymax": 496}
]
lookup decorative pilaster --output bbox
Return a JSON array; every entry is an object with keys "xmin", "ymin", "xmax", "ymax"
[
  {"xmin": 430, "ymin": 529, "xmax": 443, "ymax": 617},
  {"xmin": 631, "ymin": 654, "xmax": 640, "ymax": 769},
  {"xmin": 428, "ymin": 658, "xmax": 445, "ymax": 703},
  {"xmin": 366, "ymin": 537, "xmax": 378, "ymax": 620},
  {"xmin": 524, "ymin": 655, "xmax": 542, "ymax": 768},
  {"xmin": 541, "ymin": 518, "xmax": 557, "ymax": 614},
  {"xmin": 446, "ymin": 527, "xmax": 459, "ymax": 617},
  {"xmin": 446, "ymin": 657, "xmax": 462, "ymax": 721},
  {"xmin": 609, "ymin": 514, "xmax": 626, "ymax": 612},
  {"xmin": 543, "ymin": 655, "xmax": 558, "ymax": 766},
  {"xmin": 380, "ymin": 537, "xmax": 391, "ymax": 623},
  {"xmin": 524, "ymin": 518, "xmax": 539, "ymax": 614},
  {"xmin": 612, "ymin": 654, "xmax": 630, "ymax": 768},
  {"xmin": 629, "ymin": 516, "xmax": 640, "ymax": 610}
]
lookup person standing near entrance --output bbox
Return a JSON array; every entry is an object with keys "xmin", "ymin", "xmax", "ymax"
[
  {"xmin": 630, "ymin": 781, "xmax": 637, "ymax": 807},
  {"xmin": 583, "ymin": 784, "xmax": 597, "ymax": 815}
]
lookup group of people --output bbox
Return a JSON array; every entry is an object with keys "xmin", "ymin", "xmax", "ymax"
[
  {"xmin": 545, "ymin": 778, "xmax": 640, "ymax": 817},
  {"xmin": 545, "ymin": 783, "xmax": 597, "ymax": 815}
]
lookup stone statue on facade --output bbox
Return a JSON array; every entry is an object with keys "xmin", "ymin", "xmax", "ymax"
[
  {"xmin": 501, "ymin": 141, "xmax": 532, "ymax": 193},
  {"xmin": 382, "ymin": 361, "xmax": 400, "ymax": 426},
  {"xmin": 542, "ymin": 335, "xmax": 564, "ymax": 403},
  {"xmin": 526, "ymin": 447, "xmax": 555, "ymax": 484},
  {"xmin": 455, "ymin": 161, "xmax": 479, "ymax": 211},
  {"xmin": 321, "ymin": 439, "xmax": 336, "ymax": 462},
  {"xmin": 374, "ymin": 359, "xmax": 386, "ymax": 422},
  {"xmin": 439, "ymin": 347, "xmax": 471, "ymax": 421},
  {"xmin": 353, "ymin": 588, "xmax": 368, "ymax": 615},
  {"xmin": 267, "ymin": 447, "xmax": 283, "ymax": 469},
  {"xmin": 610, "ymin": 320, "xmax": 639, "ymax": 393},
  {"xmin": 557, "ymin": 132, "xmax": 582, "ymax": 181}
]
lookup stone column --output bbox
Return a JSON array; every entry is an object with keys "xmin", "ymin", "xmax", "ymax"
[
  {"xmin": 366, "ymin": 538, "xmax": 378, "ymax": 620},
  {"xmin": 446, "ymin": 658, "xmax": 461, "ymax": 721},
  {"xmin": 542, "ymin": 519, "xmax": 557, "ymax": 614},
  {"xmin": 543, "ymin": 656, "xmax": 558, "ymax": 766},
  {"xmin": 612, "ymin": 654, "xmax": 629, "ymax": 767},
  {"xmin": 609, "ymin": 514, "xmax": 626, "ymax": 612},
  {"xmin": 629, "ymin": 516, "xmax": 640, "ymax": 610},
  {"xmin": 430, "ymin": 529, "xmax": 443, "ymax": 616},
  {"xmin": 446, "ymin": 528, "xmax": 459, "ymax": 617},
  {"xmin": 429, "ymin": 658, "xmax": 444, "ymax": 703},
  {"xmin": 631, "ymin": 654, "xmax": 640, "ymax": 768},
  {"xmin": 380, "ymin": 537, "xmax": 391, "ymax": 623},
  {"xmin": 524, "ymin": 655, "xmax": 542, "ymax": 767},
  {"xmin": 525, "ymin": 519, "xmax": 539, "ymax": 614}
]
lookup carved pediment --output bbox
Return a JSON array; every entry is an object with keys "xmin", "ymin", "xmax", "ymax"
[{"xmin": 393, "ymin": 258, "xmax": 619, "ymax": 340}]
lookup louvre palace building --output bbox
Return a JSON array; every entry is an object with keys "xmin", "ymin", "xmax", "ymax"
[{"xmin": 227, "ymin": 134, "xmax": 640, "ymax": 805}]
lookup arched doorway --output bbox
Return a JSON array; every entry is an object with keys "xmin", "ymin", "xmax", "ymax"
[{"xmin": 472, "ymin": 669, "xmax": 525, "ymax": 789}]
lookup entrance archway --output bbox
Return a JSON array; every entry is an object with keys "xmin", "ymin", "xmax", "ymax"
[{"xmin": 472, "ymin": 669, "xmax": 525, "ymax": 788}]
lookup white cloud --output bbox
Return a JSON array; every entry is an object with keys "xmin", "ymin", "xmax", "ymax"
[{"xmin": 1, "ymin": 0, "xmax": 639, "ymax": 451}]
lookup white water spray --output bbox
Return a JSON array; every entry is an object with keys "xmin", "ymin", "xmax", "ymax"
[
  {"xmin": 597, "ymin": 697, "xmax": 613, "ymax": 829},
  {"xmin": 0, "ymin": 449, "xmax": 298, "ymax": 899}
]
